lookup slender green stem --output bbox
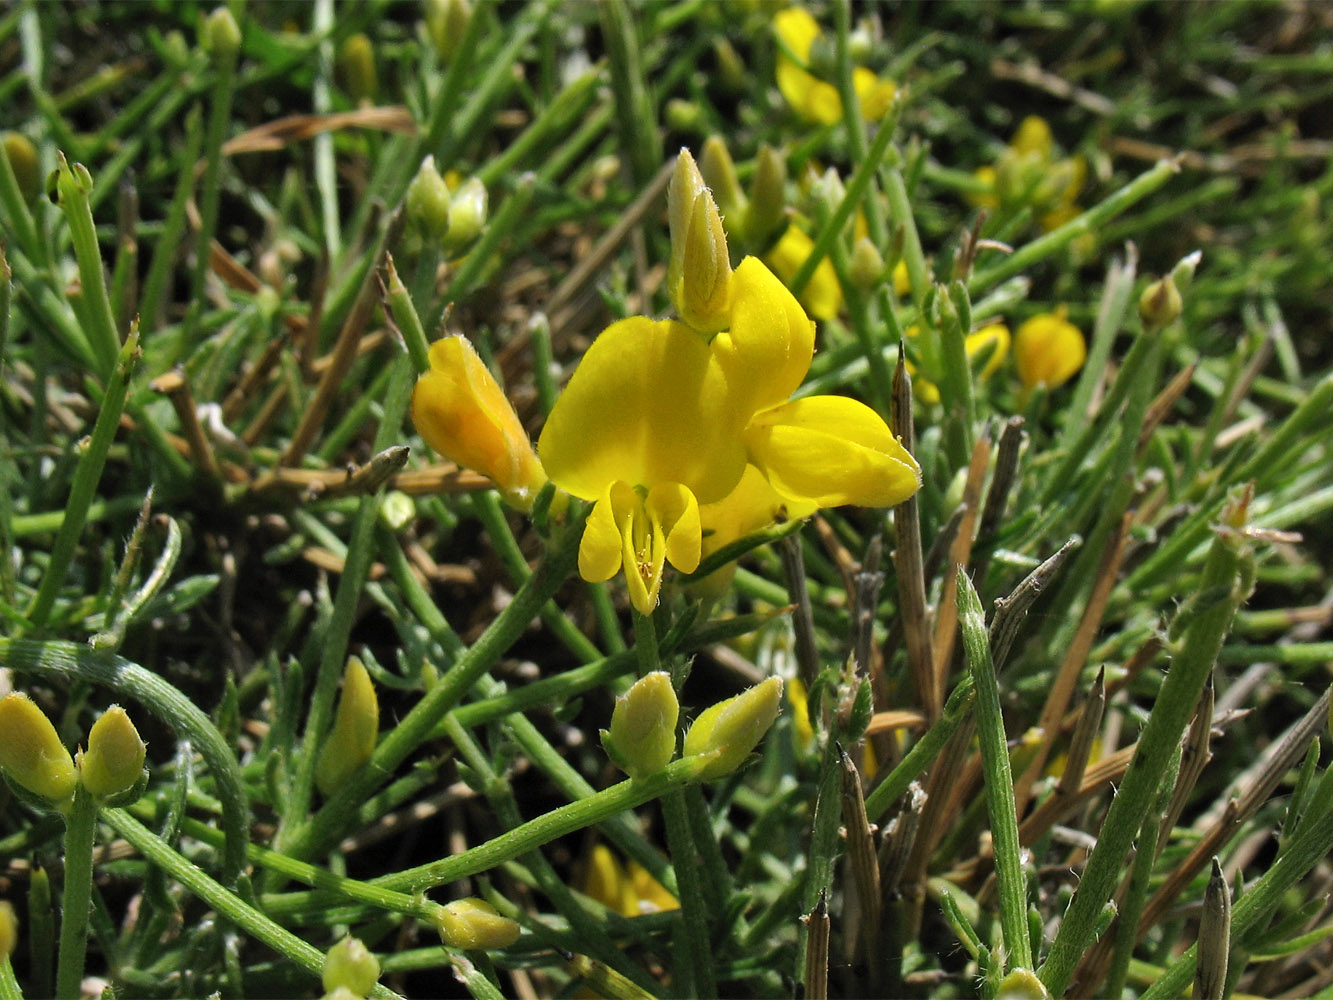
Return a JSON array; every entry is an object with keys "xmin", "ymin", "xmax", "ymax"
[
  {"xmin": 55, "ymin": 786, "xmax": 98, "ymax": 1000},
  {"xmin": 662, "ymin": 789, "xmax": 715, "ymax": 998},
  {"xmin": 956, "ymin": 573, "xmax": 1032, "ymax": 971},
  {"xmin": 0, "ymin": 956, "xmax": 20, "ymax": 1000},
  {"xmin": 101, "ymin": 808, "xmax": 404, "ymax": 1000},
  {"xmin": 864, "ymin": 676, "xmax": 975, "ymax": 822},
  {"xmin": 1039, "ymin": 515, "xmax": 1253, "ymax": 996},
  {"xmin": 26, "ymin": 326, "xmax": 138, "ymax": 629},
  {"xmin": 55, "ymin": 155, "xmax": 120, "ymax": 376},
  {"xmin": 139, "ymin": 107, "xmax": 202, "ymax": 334},
  {"xmin": 373, "ymin": 754, "xmax": 710, "ymax": 894}
]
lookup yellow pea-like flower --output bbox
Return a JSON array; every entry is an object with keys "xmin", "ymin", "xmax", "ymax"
[
  {"xmin": 774, "ymin": 7, "xmax": 895, "ymax": 125},
  {"xmin": 1014, "ymin": 311, "xmax": 1087, "ymax": 391}
]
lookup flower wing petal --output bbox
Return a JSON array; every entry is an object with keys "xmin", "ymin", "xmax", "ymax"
[{"xmin": 746, "ymin": 396, "xmax": 921, "ymax": 508}]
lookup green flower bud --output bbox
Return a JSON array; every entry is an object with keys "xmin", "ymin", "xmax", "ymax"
[
  {"xmin": 336, "ymin": 33, "xmax": 377, "ymax": 104},
  {"xmin": 683, "ymin": 677, "xmax": 783, "ymax": 780},
  {"xmin": 201, "ymin": 6, "xmax": 242, "ymax": 62},
  {"xmin": 849, "ymin": 236, "xmax": 886, "ymax": 290},
  {"xmin": 436, "ymin": 898, "xmax": 521, "ymax": 950},
  {"xmin": 424, "ymin": 0, "xmax": 471, "ymax": 63},
  {"xmin": 443, "ymin": 177, "xmax": 488, "ymax": 253},
  {"xmin": 712, "ymin": 38, "xmax": 747, "ymax": 94},
  {"xmin": 315, "ymin": 658, "xmax": 379, "ymax": 797},
  {"xmin": 406, "ymin": 156, "xmax": 451, "ymax": 239},
  {"xmin": 0, "ymin": 900, "xmax": 16, "ymax": 960},
  {"xmin": 77, "ymin": 706, "xmax": 147, "ymax": 799},
  {"xmin": 2, "ymin": 132, "xmax": 40, "ymax": 204},
  {"xmin": 0, "ymin": 694, "xmax": 76, "ymax": 805},
  {"xmin": 745, "ymin": 144, "xmax": 788, "ymax": 247},
  {"xmin": 321, "ymin": 988, "xmax": 362, "ymax": 1000},
  {"xmin": 322, "ymin": 936, "xmax": 381, "ymax": 997},
  {"xmin": 601, "ymin": 671, "xmax": 678, "ymax": 781},
  {"xmin": 997, "ymin": 968, "xmax": 1050, "ymax": 999},
  {"xmin": 698, "ymin": 137, "xmax": 745, "ymax": 221},
  {"xmin": 667, "ymin": 149, "xmax": 733, "ymax": 335},
  {"xmin": 1138, "ymin": 274, "xmax": 1182, "ymax": 331}
]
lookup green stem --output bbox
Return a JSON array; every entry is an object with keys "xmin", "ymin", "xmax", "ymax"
[
  {"xmin": 280, "ymin": 508, "xmax": 588, "ymax": 861},
  {"xmin": 374, "ymin": 755, "xmax": 710, "ymax": 894},
  {"xmin": 26, "ymin": 327, "xmax": 139, "ymax": 629},
  {"xmin": 101, "ymin": 808, "xmax": 404, "ymax": 1000},
  {"xmin": 662, "ymin": 789, "xmax": 715, "ymax": 998},
  {"xmin": 0, "ymin": 956, "xmax": 20, "ymax": 1000},
  {"xmin": 957, "ymin": 574, "xmax": 1032, "ymax": 971},
  {"xmin": 55, "ymin": 155, "xmax": 120, "ymax": 377},
  {"xmin": 55, "ymin": 787, "xmax": 98, "ymax": 1000},
  {"xmin": 864, "ymin": 676, "xmax": 975, "ymax": 822},
  {"xmin": 1039, "ymin": 516, "xmax": 1253, "ymax": 996}
]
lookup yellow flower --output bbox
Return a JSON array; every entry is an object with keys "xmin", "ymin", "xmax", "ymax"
[
  {"xmin": 411, "ymin": 336, "xmax": 548, "ymax": 512},
  {"xmin": 539, "ymin": 255, "xmax": 919, "ymax": 615},
  {"xmin": 580, "ymin": 844, "xmax": 678, "ymax": 917},
  {"xmin": 1014, "ymin": 311, "xmax": 1086, "ymax": 391},
  {"xmin": 904, "ymin": 323, "xmax": 1011, "ymax": 404},
  {"xmin": 774, "ymin": 7, "xmax": 895, "ymax": 125},
  {"xmin": 968, "ymin": 116, "xmax": 1086, "ymax": 235},
  {"xmin": 763, "ymin": 225, "xmax": 842, "ymax": 321},
  {"xmin": 315, "ymin": 658, "xmax": 380, "ymax": 797}
]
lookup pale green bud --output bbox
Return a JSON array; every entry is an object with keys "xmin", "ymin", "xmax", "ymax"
[
  {"xmin": 443, "ymin": 177, "xmax": 488, "ymax": 253},
  {"xmin": 683, "ymin": 677, "xmax": 783, "ymax": 780},
  {"xmin": 997, "ymin": 968, "xmax": 1050, "ymax": 999},
  {"xmin": 1138, "ymin": 274, "xmax": 1182, "ymax": 330},
  {"xmin": 201, "ymin": 7, "xmax": 242, "ymax": 62},
  {"xmin": 665, "ymin": 99, "xmax": 704, "ymax": 134},
  {"xmin": 698, "ymin": 137, "xmax": 745, "ymax": 221},
  {"xmin": 2, "ymin": 132, "xmax": 40, "ymax": 204},
  {"xmin": 322, "ymin": 936, "xmax": 381, "ymax": 997},
  {"xmin": 712, "ymin": 38, "xmax": 746, "ymax": 94},
  {"xmin": 849, "ymin": 237, "xmax": 886, "ymax": 290},
  {"xmin": 406, "ymin": 157, "xmax": 452, "ymax": 239},
  {"xmin": 667, "ymin": 149, "xmax": 733, "ymax": 335},
  {"xmin": 322, "ymin": 988, "xmax": 361, "ymax": 1000},
  {"xmin": 0, "ymin": 900, "xmax": 16, "ymax": 959},
  {"xmin": 0, "ymin": 694, "xmax": 76, "ymax": 805},
  {"xmin": 601, "ymin": 671, "xmax": 678, "ymax": 781},
  {"xmin": 745, "ymin": 144, "xmax": 788, "ymax": 247},
  {"xmin": 424, "ymin": 0, "xmax": 471, "ymax": 63},
  {"xmin": 436, "ymin": 898, "xmax": 521, "ymax": 950},
  {"xmin": 336, "ymin": 33, "xmax": 377, "ymax": 104},
  {"xmin": 808, "ymin": 166, "xmax": 846, "ymax": 217},
  {"xmin": 78, "ymin": 706, "xmax": 147, "ymax": 799},
  {"xmin": 315, "ymin": 658, "xmax": 379, "ymax": 797}
]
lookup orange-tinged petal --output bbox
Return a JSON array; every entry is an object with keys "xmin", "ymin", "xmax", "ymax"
[
  {"xmin": 1015, "ymin": 312, "xmax": 1086, "ymax": 390},
  {"xmin": 538, "ymin": 317, "xmax": 747, "ymax": 504},
  {"xmin": 411, "ymin": 337, "xmax": 546, "ymax": 509},
  {"xmin": 710, "ymin": 257, "xmax": 816, "ymax": 418},
  {"xmin": 763, "ymin": 227, "xmax": 842, "ymax": 322},
  {"xmin": 745, "ymin": 396, "xmax": 921, "ymax": 508}
]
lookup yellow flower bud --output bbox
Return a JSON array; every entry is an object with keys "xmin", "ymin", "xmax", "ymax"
[
  {"xmin": 443, "ymin": 177, "xmax": 488, "ymax": 253},
  {"xmin": 0, "ymin": 693, "xmax": 76, "ymax": 805},
  {"xmin": 406, "ymin": 157, "xmax": 452, "ymax": 239},
  {"xmin": 683, "ymin": 676, "xmax": 783, "ymax": 780},
  {"xmin": 1138, "ymin": 274, "xmax": 1183, "ymax": 330},
  {"xmin": 601, "ymin": 671, "xmax": 679, "ymax": 781},
  {"xmin": 2, "ymin": 132, "xmax": 40, "ymax": 204},
  {"xmin": 997, "ymin": 968, "xmax": 1050, "ymax": 999},
  {"xmin": 411, "ymin": 336, "xmax": 548, "ymax": 512},
  {"xmin": 78, "ymin": 706, "xmax": 147, "ymax": 799},
  {"xmin": 1014, "ymin": 311, "xmax": 1086, "ymax": 391},
  {"xmin": 424, "ymin": 0, "xmax": 471, "ymax": 63},
  {"xmin": 315, "ymin": 658, "xmax": 379, "ymax": 798},
  {"xmin": 667, "ymin": 149, "xmax": 734, "ymax": 335},
  {"xmin": 201, "ymin": 6, "xmax": 242, "ymax": 62},
  {"xmin": 436, "ymin": 898, "xmax": 521, "ymax": 950},
  {"xmin": 1010, "ymin": 116, "xmax": 1054, "ymax": 160},
  {"xmin": 0, "ymin": 900, "xmax": 16, "ymax": 960},
  {"xmin": 336, "ymin": 33, "xmax": 377, "ymax": 104},
  {"xmin": 322, "ymin": 936, "xmax": 381, "ymax": 997}
]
